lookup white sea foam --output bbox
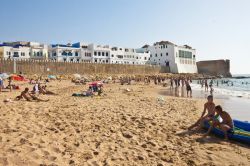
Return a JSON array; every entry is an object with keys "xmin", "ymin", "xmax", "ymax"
[{"xmin": 191, "ymin": 77, "xmax": 250, "ymax": 99}]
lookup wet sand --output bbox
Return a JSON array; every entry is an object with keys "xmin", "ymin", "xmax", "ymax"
[
  {"xmin": 159, "ymin": 86, "xmax": 250, "ymax": 122},
  {"xmin": 0, "ymin": 80, "xmax": 249, "ymax": 165}
]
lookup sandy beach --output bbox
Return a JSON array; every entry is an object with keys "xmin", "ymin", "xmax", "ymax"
[{"xmin": 0, "ymin": 80, "xmax": 249, "ymax": 166}]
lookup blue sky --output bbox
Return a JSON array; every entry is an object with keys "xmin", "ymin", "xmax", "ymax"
[{"xmin": 0, "ymin": 0, "xmax": 249, "ymax": 74}]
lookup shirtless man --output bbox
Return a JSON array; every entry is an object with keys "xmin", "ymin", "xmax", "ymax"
[
  {"xmin": 188, "ymin": 95, "xmax": 215, "ymax": 130},
  {"xmin": 16, "ymin": 87, "xmax": 49, "ymax": 102},
  {"xmin": 204, "ymin": 105, "xmax": 233, "ymax": 140}
]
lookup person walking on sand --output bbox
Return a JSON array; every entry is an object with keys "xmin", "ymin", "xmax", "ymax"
[
  {"xmin": 170, "ymin": 78, "xmax": 174, "ymax": 89},
  {"xmin": 188, "ymin": 95, "xmax": 215, "ymax": 130},
  {"xmin": 8, "ymin": 77, "xmax": 13, "ymax": 92},
  {"xmin": 204, "ymin": 105, "xmax": 233, "ymax": 141},
  {"xmin": 185, "ymin": 80, "xmax": 192, "ymax": 97}
]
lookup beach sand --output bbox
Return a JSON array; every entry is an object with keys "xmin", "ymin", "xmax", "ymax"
[{"xmin": 0, "ymin": 80, "xmax": 249, "ymax": 165}]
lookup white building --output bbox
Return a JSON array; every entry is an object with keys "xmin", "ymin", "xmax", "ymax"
[
  {"xmin": 144, "ymin": 41, "xmax": 197, "ymax": 73},
  {"xmin": 89, "ymin": 44, "xmax": 150, "ymax": 65},
  {"xmin": 49, "ymin": 42, "xmax": 150, "ymax": 65},
  {"xmin": 0, "ymin": 40, "xmax": 197, "ymax": 73},
  {"xmin": 0, "ymin": 41, "xmax": 48, "ymax": 60},
  {"xmin": 29, "ymin": 42, "xmax": 48, "ymax": 60},
  {"xmin": 49, "ymin": 44, "xmax": 82, "ymax": 62}
]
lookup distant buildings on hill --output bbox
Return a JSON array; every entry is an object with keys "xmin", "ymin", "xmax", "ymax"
[{"xmin": 0, "ymin": 40, "xmax": 197, "ymax": 73}]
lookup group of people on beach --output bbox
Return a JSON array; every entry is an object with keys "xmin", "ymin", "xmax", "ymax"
[
  {"xmin": 169, "ymin": 77, "xmax": 193, "ymax": 97},
  {"xmin": 188, "ymin": 95, "xmax": 233, "ymax": 141},
  {"xmin": 15, "ymin": 79, "xmax": 57, "ymax": 102}
]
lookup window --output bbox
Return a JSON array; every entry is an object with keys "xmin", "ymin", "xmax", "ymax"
[
  {"xmin": 62, "ymin": 51, "xmax": 67, "ymax": 56},
  {"xmin": 161, "ymin": 53, "xmax": 162, "ymax": 57},
  {"xmin": 179, "ymin": 50, "xmax": 192, "ymax": 58},
  {"xmin": 150, "ymin": 54, "xmax": 152, "ymax": 57},
  {"xmin": 111, "ymin": 54, "xmax": 114, "ymax": 57},
  {"xmin": 75, "ymin": 52, "xmax": 79, "ymax": 56},
  {"xmin": 13, "ymin": 52, "xmax": 19, "ymax": 57},
  {"xmin": 144, "ymin": 57, "xmax": 147, "ymax": 60},
  {"xmin": 98, "ymin": 52, "xmax": 101, "ymax": 56},
  {"xmin": 94, "ymin": 59, "xmax": 97, "ymax": 63},
  {"xmin": 68, "ymin": 52, "xmax": 73, "ymax": 56},
  {"xmin": 166, "ymin": 52, "xmax": 168, "ymax": 56},
  {"xmin": 53, "ymin": 52, "xmax": 57, "ymax": 56},
  {"xmin": 106, "ymin": 60, "xmax": 108, "ymax": 63},
  {"xmin": 155, "ymin": 53, "xmax": 157, "ymax": 57},
  {"xmin": 102, "ymin": 52, "xmax": 104, "ymax": 56},
  {"xmin": 193, "ymin": 55, "xmax": 196, "ymax": 58},
  {"xmin": 117, "ymin": 55, "xmax": 123, "ymax": 59},
  {"xmin": 106, "ymin": 52, "xmax": 108, "ymax": 56},
  {"xmin": 94, "ymin": 51, "xmax": 97, "ymax": 56}
]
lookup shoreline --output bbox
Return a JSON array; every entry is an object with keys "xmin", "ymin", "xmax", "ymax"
[{"xmin": 158, "ymin": 86, "xmax": 250, "ymax": 122}]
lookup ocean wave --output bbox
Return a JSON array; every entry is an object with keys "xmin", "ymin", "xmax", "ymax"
[{"xmin": 191, "ymin": 83, "xmax": 250, "ymax": 99}]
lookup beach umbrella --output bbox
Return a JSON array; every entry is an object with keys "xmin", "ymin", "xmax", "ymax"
[{"xmin": 0, "ymin": 73, "xmax": 9, "ymax": 79}]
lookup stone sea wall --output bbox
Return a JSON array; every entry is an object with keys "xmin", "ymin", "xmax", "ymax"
[
  {"xmin": 197, "ymin": 59, "xmax": 232, "ymax": 77},
  {"xmin": 0, "ymin": 59, "xmax": 169, "ymax": 75}
]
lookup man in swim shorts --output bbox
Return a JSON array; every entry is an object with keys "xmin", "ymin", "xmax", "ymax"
[
  {"xmin": 188, "ymin": 95, "xmax": 215, "ymax": 130},
  {"xmin": 204, "ymin": 105, "xmax": 234, "ymax": 140}
]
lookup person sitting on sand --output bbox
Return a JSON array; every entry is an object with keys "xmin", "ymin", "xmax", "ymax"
[
  {"xmin": 188, "ymin": 95, "xmax": 215, "ymax": 130},
  {"xmin": 204, "ymin": 105, "xmax": 234, "ymax": 140},
  {"xmin": 16, "ymin": 87, "xmax": 49, "ymax": 102}
]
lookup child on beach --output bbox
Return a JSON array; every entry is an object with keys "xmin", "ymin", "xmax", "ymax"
[
  {"xmin": 204, "ymin": 105, "xmax": 234, "ymax": 141},
  {"xmin": 188, "ymin": 95, "xmax": 215, "ymax": 130}
]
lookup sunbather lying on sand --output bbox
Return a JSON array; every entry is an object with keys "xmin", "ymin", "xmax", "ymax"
[
  {"xmin": 16, "ymin": 88, "xmax": 49, "ymax": 102},
  {"xmin": 188, "ymin": 95, "xmax": 215, "ymax": 131},
  {"xmin": 39, "ymin": 85, "xmax": 57, "ymax": 95}
]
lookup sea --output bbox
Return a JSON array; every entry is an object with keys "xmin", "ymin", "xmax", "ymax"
[{"xmin": 191, "ymin": 74, "xmax": 250, "ymax": 122}]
